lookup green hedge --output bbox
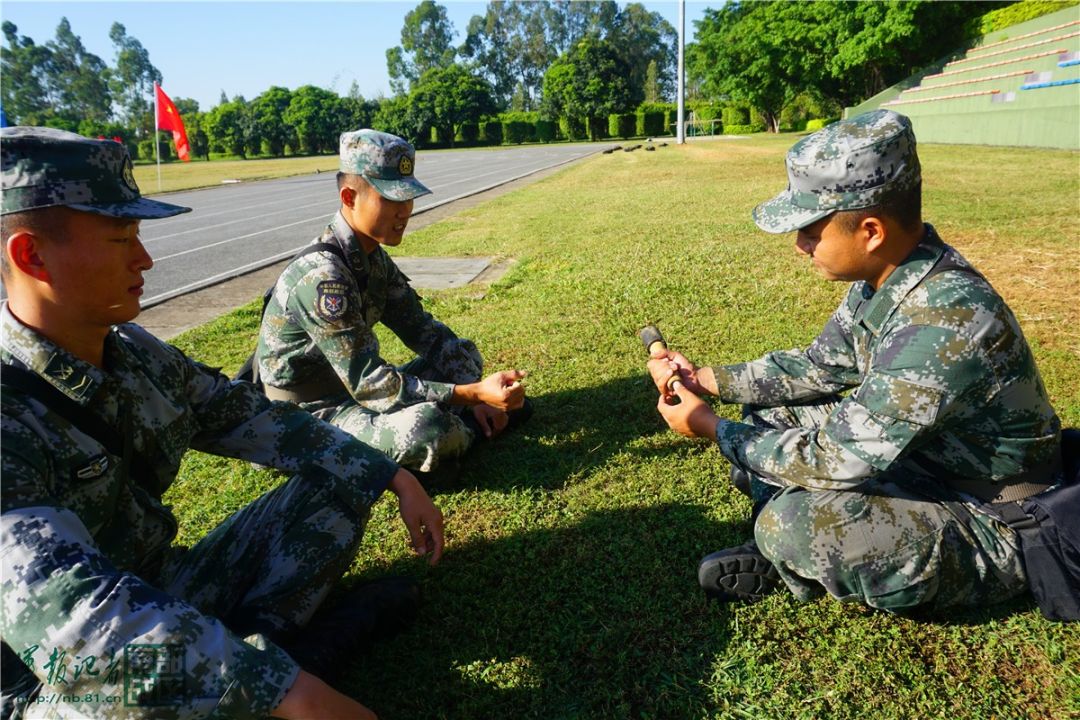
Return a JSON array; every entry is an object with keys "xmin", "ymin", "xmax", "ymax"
[
  {"xmin": 970, "ymin": 0, "xmax": 1077, "ymax": 35},
  {"xmin": 722, "ymin": 107, "xmax": 750, "ymax": 126},
  {"xmin": 456, "ymin": 122, "xmax": 480, "ymax": 145},
  {"xmin": 724, "ymin": 123, "xmax": 766, "ymax": 134},
  {"xmin": 608, "ymin": 113, "xmax": 637, "ymax": 139},
  {"xmin": 535, "ymin": 119, "xmax": 557, "ymax": 143},
  {"xmin": 480, "ymin": 120, "xmax": 503, "ymax": 145},
  {"xmin": 586, "ymin": 117, "xmax": 609, "ymax": 141},
  {"xmin": 637, "ymin": 103, "xmax": 675, "ymax": 137},
  {"xmin": 805, "ymin": 117, "xmax": 839, "ymax": 132},
  {"xmin": 635, "ymin": 111, "xmax": 665, "ymax": 137},
  {"xmin": 560, "ymin": 116, "xmax": 586, "ymax": 141},
  {"xmin": 500, "ymin": 111, "xmax": 538, "ymax": 144}
]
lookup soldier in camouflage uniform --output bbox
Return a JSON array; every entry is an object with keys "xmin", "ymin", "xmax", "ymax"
[
  {"xmin": 648, "ymin": 110, "xmax": 1062, "ymax": 613},
  {"xmin": 256, "ymin": 129, "xmax": 528, "ymax": 476},
  {"xmin": 0, "ymin": 127, "xmax": 445, "ymax": 719}
]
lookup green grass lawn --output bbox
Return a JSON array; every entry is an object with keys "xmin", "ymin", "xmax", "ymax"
[{"xmin": 166, "ymin": 135, "xmax": 1079, "ymax": 719}]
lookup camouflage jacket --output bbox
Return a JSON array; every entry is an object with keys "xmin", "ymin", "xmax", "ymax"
[
  {"xmin": 711, "ymin": 225, "xmax": 1061, "ymax": 492},
  {"xmin": 256, "ymin": 212, "xmax": 482, "ymax": 413},
  {"xmin": 0, "ymin": 305, "xmax": 398, "ymax": 718}
]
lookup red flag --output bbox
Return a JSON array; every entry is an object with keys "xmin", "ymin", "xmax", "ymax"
[{"xmin": 155, "ymin": 82, "xmax": 191, "ymax": 162}]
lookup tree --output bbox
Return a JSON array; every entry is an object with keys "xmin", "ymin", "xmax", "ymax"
[
  {"xmin": 409, "ymin": 64, "xmax": 496, "ymax": 147},
  {"xmin": 547, "ymin": 0, "xmax": 620, "ymax": 52},
  {"xmin": 251, "ymin": 86, "xmax": 294, "ymax": 157},
  {"xmin": 688, "ymin": 1, "xmax": 996, "ymax": 131},
  {"xmin": 283, "ymin": 85, "xmax": 340, "ymax": 154},
  {"xmin": 188, "ymin": 112, "xmax": 211, "ymax": 161},
  {"xmin": 644, "ymin": 60, "xmax": 660, "ymax": 104},
  {"xmin": 461, "ymin": 1, "xmax": 555, "ymax": 111},
  {"xmin": 386, "ymin": 0, "xmax": 457, "ymax": 93},
  {"xmin": 613, "ymin": 4, "xmax": 676, "ymax": 104},
  {"xmin": 372, "ymin": 94, "xmax": 428, "ymax": 146},
  {"xmin": 44, "ymin": 18, "xmax": 112, "ymax": 124},
  {"xmin": 1, "ymin": 22, "xmax": 52, "ymax": 125},
  {"xmin": 542, "ymin": 35, "xmax": 633, "ymax": 139},
  {"xmin": 108, "ymin": 23, "xmax": 161, "ymax": 139},
  {"xmin": 688, "ymin": 2, "xmax": 815, "ymax": 132},
  {"xmin": 819, "ymin": 1, "xmax": 996, "ymax": 106},
  {"xmin": 339, "ymin": 82, "xmax": 380, "ymax": 134},
  {"xmin": 205, "ymin": 100, "xmax": 247, "ymax": 158}
]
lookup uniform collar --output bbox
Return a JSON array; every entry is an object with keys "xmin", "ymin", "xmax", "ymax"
[
  {"xmin": 330, "ymin": 210, "xmax": 378, "ymax": 274},
  {"xmin": 1, "ymin": 303, "xmax": 106, "ymax": 405},
  {"xmin": 857, "ymin": 224, "xmax": 947, "ymax": 336}
]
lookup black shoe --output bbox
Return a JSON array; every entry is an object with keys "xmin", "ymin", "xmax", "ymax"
[
  {"xmin": 461, "ymin": 397, "xmax": 534, "ymax": 439},
  {"xmin": 505, "ymin": 397, "xmax": 534, "ymax": 432},
  {"xmin": 280, "ymin": 576, "xmax": 421, "ymax": 685},
  {"xmin": 698, "ymin": 542, "xmax": 783, "ymax": 603},
  {"xmin": 412, "ymin": 460, "xmax": 461, "ymax": 489},
  {"xmin": 730, "ymin": 467, "xmax": 752, "ymax": 499}
]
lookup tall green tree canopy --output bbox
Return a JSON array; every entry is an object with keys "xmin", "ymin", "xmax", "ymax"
[
  {"xmin": 283, "ymin": 85, "xmax": 341, "ymax": 154},
  {"xmin": 462, "ymin": 0, "xmax": 674, "ymax": 112},
  {"xmin": 688, "ymin": 0, "xmax": 999, "ymax": 131},
  {"xmin": 386, "ymin": 0, "xmax": 457, "ymax": 94},
  {"xmin": 461, "ymin": 1, "xmax": 554, "ymax": 111},
  {"xmin": 108, "ymin": 22, "xmax": 161, "ymax": 138},
  {"xmin": 409, "ymin": 64, "xmax": 496, "ymax": 146},
  {"xmin": 45, "ymin": 18, "xmax": 112, "ymax": 124},
  {"xmin": 251, "ymin": 86, "xmax": 295, "ymax": 157},
  {"xmin": 1, "ymin": 22, "xmax": 52, "ymax": 125},
  {"xmin": 542, "ymin": 34, "xmax": 633, "ymax": 123}
]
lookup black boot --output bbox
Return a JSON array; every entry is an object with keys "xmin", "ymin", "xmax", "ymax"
[
  {"xmin": 461, "ymin": 397, "xmax": 535, "ymax": 439},
  {"xmin": 730, "ymin": 467, "xmax": 752, "ymax": 499},
  {"xmin": 698, "ymin": 542, "xmax": 783, "ymax": 603},
  {"xmin": 279, "ymin": 576, "xmax": 421, "ymax": 685},
  {"xmin": 505, "ymin": 397, "xmax": 534, "ymax": 432}
]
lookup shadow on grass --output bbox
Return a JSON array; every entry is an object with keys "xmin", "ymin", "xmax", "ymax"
[
  {"xmin": 345, "ymin": 503, "xmax": 744, "ymax": 718},
  {"xmin": 457, "ymin": 372, "xmax": 708, "ymax": 493}
]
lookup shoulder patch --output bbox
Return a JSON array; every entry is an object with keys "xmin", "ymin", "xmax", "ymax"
[{"xmin": 315, "ymin": 280, "xmax": 349, "ymax": 322}]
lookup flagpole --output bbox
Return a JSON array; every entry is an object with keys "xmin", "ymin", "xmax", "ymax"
[{"xmin": 154, "ymin": 82, "xmax": 161, "ymax": 192}]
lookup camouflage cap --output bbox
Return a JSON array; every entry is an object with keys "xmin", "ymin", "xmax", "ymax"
[
  {"xmin": 0, "ymin": 126, "xmax": 190, "ymax": 219},
  {"xmin": 752, "ymin": 109, "xmax": 921, "ymax": 234},
  {"xmin": 339, "ymin": 129, "xmax": 431, "ymax": 202}
]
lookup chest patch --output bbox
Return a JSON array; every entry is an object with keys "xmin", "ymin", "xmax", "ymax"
[
  {"xmin": 74, "ymin": 454, "xmax": 110, "ymax": 481},
  {"xmin": 315, "ymin": 281, "xmax": 349, "ymax": 322}
]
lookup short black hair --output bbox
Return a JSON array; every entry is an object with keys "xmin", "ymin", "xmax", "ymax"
[
  {"xmin": 833, "ymin": 182, "xmax": 923, "ymax": 235},
  {"xmin": 0, "ymin": 207, "xmax": 69, "ymax": 278},
  {"xmin": 336, "ymin": 172, "xmax": 371, "ymax": 194}
]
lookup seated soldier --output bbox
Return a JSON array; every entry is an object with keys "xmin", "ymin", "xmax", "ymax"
[
  {"xmin": 648, "ymin": 110, "xmax": 1065, "ymax": 614},
  {"xmin": 256, "ymin": 129, "xmax": 529, "ymax": 477},
  {"xmin": 0, "ymin": 127, "xmax": 444, "ymax": 719}
]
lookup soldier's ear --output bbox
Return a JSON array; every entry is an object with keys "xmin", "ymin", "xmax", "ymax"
[
  {"xmin": 6, "ymin": 231, "xmax": 51, "ymax": 283},
  {"xmin": 340, "ymin": 184, "xmax": 358, "ymax": 209},
  {"xmin": 861, "ymin": 216, "xmax": 887, "ymax": 253}
]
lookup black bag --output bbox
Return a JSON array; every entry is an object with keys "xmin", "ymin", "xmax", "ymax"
[
  {"xmin": 233, "ymin": 242, "xmax": 361, "ymax": 386},
  {"xmin": 995, "ymin": 428, "xmax": 1080, "ymax": 622}
]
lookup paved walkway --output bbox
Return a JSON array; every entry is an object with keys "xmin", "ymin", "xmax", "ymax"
[{"xmin": 138, "ymin": 162, "xmax": 567, "ymax": 340}]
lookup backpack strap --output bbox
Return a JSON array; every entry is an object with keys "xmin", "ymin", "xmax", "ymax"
[
  {"xmin": 1, "ymin": 362, "xmax": 157, "ymax": 484},
  {"xmin": 235, "ymin": 241, "xmax": 365, "ymax": 385}
]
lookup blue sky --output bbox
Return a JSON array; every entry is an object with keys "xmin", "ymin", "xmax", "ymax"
[{"xmin": 2, "ymin": 1, "xmax": 715, "ymax": 111}]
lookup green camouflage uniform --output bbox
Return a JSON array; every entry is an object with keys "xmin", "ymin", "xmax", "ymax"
[
  {"xmin": 257, "ymin": 130, "xmax": 482, "ymax": 472},
  {"xmin": 0, "ymin": 127, "xmax": 400, "ymax": 718},
  {"xmin": 0, "ymin": 309, "xmax": 401, "ymax": 718},
  {"xmin": 712, "ymin": 111, "xmax": 1062, "ymax": 612}
]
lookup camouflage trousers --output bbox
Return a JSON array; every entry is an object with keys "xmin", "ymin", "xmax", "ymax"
[
  {"xmin": 157, "ymin": 468, "xmax": 372, "ymax": 639},
  {"xmin": 742, "ymin": 398, "xmax": 1028, "ymax": 613},
  {"xmin": 5, "ymin": 472, "xmax": 372, "ymax": 718},
  {"xmin": 313, "ymin": 358, "xmax": 475, "ymax": 473}
]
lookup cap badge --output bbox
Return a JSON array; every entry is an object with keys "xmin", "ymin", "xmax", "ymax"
[
  {"xmin": 122, "ymin": 157, "xmax": 140, "ymax": 193},
  {"xmin": 398, "ymin": 156, "xmax": 413, "ymax": 177}
]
